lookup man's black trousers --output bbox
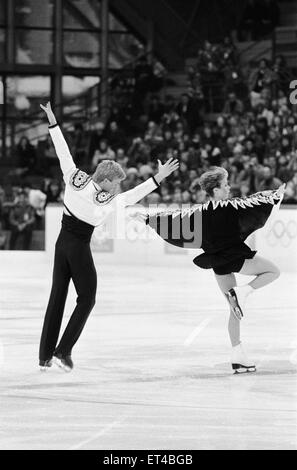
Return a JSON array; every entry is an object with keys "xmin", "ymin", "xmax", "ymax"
[{"xmin": 39, "ymin": 227, "xmax": 97, "ymax": 362}]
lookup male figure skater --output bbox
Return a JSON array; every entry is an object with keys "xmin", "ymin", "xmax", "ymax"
[
  {"xmin": 39, "ymin": 102, "xmax": 179, "ymax": 372},
  {"xmin": 147, "ymin": 166, "xmax": 285, "ymax": 373}
]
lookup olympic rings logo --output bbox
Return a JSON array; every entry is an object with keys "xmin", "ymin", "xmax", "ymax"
[{"xmin": 265, "ymin": 219, "xmax": 297, "ymax": 247}]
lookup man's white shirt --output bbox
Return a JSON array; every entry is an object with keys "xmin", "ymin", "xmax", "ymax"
[{"xmin": 49, "ymin": 125, "xmax": 158, "ymax": 226}]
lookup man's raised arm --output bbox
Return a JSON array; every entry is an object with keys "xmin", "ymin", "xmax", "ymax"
[{"xmin": 40, "ymin": 102, "xmax": 76, "ymax": 180}]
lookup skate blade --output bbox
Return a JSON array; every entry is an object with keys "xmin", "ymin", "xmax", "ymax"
[
  {"xmin": 39, "ymin": 366, "xmax": 50, "ymax": 372},
  {"xmin": 232, "ymin": 364, "xmax": 256, "ymax": 374},
  {"xmin": 53, "ymin": 357, "xmax": 72, "ymax": 373},
  {"xmin": 227, "ymin": 290, "xmax": 243, "ymax": 320}
]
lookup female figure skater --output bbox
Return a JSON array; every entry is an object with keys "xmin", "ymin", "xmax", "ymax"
[
  {"xmin": 39, "ymin": 102, "xmax": 179, "ymax": 372},
  {"xmin": 147, "ymin": 166, "xmax": 285, "ymax": 373}
]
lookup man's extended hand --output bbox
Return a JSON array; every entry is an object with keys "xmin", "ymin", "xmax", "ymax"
[
  {"xmin": 40, "ymin": 101, "xmax": 57, "ymax": 126},
  {"xmin": 154, "ymin": 158, "xmax": 179, "ymax": 184}
]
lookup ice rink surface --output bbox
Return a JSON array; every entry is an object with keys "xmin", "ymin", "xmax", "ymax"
[{"xmin": 0, "ymin": 255, "xmax": 296, "ymax": 450}]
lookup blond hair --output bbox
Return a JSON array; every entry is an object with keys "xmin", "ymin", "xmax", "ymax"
[
  {"xmin": 92, "ymin": 160, "xmax": 126, "ymax": 183},
  {"xmin": 199, "ymin": 167, "xmax": 228, "ymax": 197}
]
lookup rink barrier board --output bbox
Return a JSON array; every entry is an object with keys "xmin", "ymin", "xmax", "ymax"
[
  {"xmin": 45, "ymin": 203, "xmax": 297, "ymax": 272},
  {"xmin": 0, "ymin": 204, "xmax": 296, "ymax": 272}
]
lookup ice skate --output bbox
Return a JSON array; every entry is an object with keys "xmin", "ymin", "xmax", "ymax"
[
  {"xmin": 226, "ymin": 287, "xmax": 248, "ymax": 320},
  {"xmin": 231, "ymin": 343, "xmax": 256, "ymax": 374},
  {"xmin": 39, "ymin": 359, "xmax": 53, "ymax": 372},
  {"xmin": 53, "ymin": 353, "xmax": 73, "ymax": 372}
]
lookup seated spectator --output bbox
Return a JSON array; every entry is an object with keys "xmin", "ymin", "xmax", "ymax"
[
  {"xmin": 243, "ymin": 138, "xmax": 256, "ymax": 156},
  {"xmin": 201, "ymin": 125, "xmax": 215, "ymax": 147},
  {"xmin": 173, "ymin": 121, "xmax": 185, "ymax": 142},
  {"xmin": 162, "ymin": 108, "xmax": 180, "ymax": 130},
  {"xmin": 240, "ymin": 181, "xmax": 251, "ymax": 198},
  {"xmin": 181, "ymin": 190, "xmax": 191, "ymax": 203},
  {"xmin": 162, "ymin": 129, "xmax": 178, "ymax": 151},
  {"xmin": 177, "ymin": 94, "xmax": 191, "ymax": 125},
  {"xmin": 44, "ymin": 179, "xmax": 63, "ymax": 204},
  {"xmin": 265, "ymin": 129, "xmax": 280, "ymax": 156},
  {"xmin": 256, "ymin": 164, "xmax": 282, "ymax": 191},
  {"xmin": 219, "ymin": 37, "xmax": 238, "ymax": 66},
  {"xmin": 105, "ymin": 121, "xmax": 126, "ymax": 150},
  {"xmin": 128, "ymin": 138, "xmax": 151, "ymax": 166},
  {"xmin": 138, "ymin": 164, "xmax": 153, "ymax": 179},
  {"xmin": 280, "ymin": 135, "xmax": 292, "ymax": 155},
  {"xmin": 87, "ymin": 121, "xmax": 106, "ymax": 163},
  {"xmin": 144, "ymin": 121, "xmax": 163, "ymax": 146},
  {"xmin": 115, "ymin": 148, "xmax": 128, "ymax": 169},
  {"xmin": 172, "ymin": 188, "xmax": 183, "ymax": 204},
  {"xmin": 249, "ymin": 59, "xmax": 274, "ymax": 108},
  {"xmin": 276, "ymin": 89, "xmax": 288, "ymax": 108},
  {"xmin": 16, "ymin": 136, "xmax": 37, "ymax": 175},
  {"xmin": 70, "ymin": 122, "xmax": 89, "ymax": 166},
  {"xmin": 9, "ymin": 192, "xmax": 35, "ymax": 250},
  {"xmin": 228, "ymin": 163, "xmax": 241, "ymax": 186},
  {"xmin": 258, "ymin": 101, "xmax": 274, "ymax": 126},
  {"xmin": 276, "ymin": 154, "xmax": 293, "ymax": 183},
  {"xmin": 121, "ymin": 167, "xmax": 139, "ymax": 192},
  {"xmin": 197, "ymin": 40, "xmax": 219, "ymax": 73},
  {"xmin": 223, "ymin": 61, "xmax": 247, "ymax": 99},
  {"xmin": 91, "ymin": 139, "xmax": 115, "ymax": 170},
  {"xmin": 159, "ymin": 185, "xmax": 172, "ymax": 203},
  {"xmin": 223, "ymin": 92, "xmax": 244, "ymax": 115},
  {"xmin": 23, "ymin": 184, "xmax": 47, "ymax": 229}
]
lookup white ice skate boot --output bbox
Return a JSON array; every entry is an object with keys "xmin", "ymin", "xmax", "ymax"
[{"xmin": 231, "ymin": 343, "xmax": 256, "ymax": 374}]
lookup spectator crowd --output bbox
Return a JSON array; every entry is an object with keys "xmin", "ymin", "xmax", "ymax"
[
  {"xmin": 61, "ymin": 48, "xmax": 297, "ymax": 206},
  {"xmin": 1, "ymin": 42, "xmax": 297, "ymax": 250},
  {"xmin": 0, "ymin": 181, "xmax": 61, "ymax": 250}
]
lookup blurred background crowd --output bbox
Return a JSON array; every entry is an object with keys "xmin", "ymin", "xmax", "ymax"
[{"xmin": 0, "ymin": 0, "xmax": 296, "ymax": 249}]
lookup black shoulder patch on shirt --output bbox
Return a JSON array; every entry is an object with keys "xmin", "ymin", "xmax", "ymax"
[
  {"xmin": 93, "ymin": 190, "xmax": 116, "ymax": 206},
  {"xmin": 70, "ymin": 169, "xmax": 91, "ymax": 190}
]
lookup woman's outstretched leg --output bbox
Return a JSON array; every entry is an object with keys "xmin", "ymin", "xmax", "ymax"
[{"xmin": 240, "ymin": 255, "xmax": 280, "ymax": 288}]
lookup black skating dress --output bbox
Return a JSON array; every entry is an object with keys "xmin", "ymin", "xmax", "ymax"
[{"xmin": 146, "ymin": 190, "xmax": 282, "ymax": 275}]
